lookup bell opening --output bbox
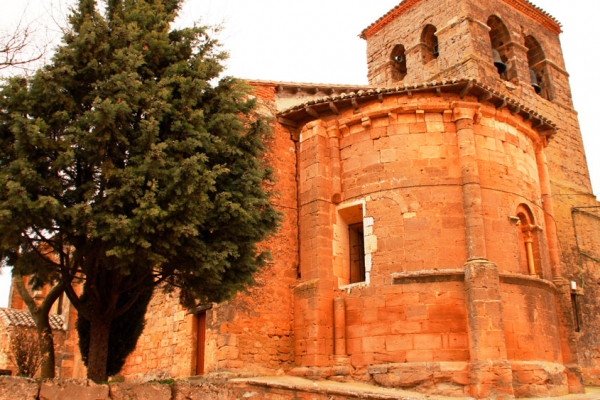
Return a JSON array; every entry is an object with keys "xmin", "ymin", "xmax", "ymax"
[{"xmin": 492, "ymin": 49, "xmax": 507, "ymax": 74}]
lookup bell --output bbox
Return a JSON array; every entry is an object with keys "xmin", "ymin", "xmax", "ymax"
[
  {"xmin": 530, "ymin": 69, "xmax": 542, "ymax": 94},
  {"xmin": 492, "ymin": 49, "xmax": 507, "ymax": 74},
  {"xmin": 394, "ymin": 54, "xmax": 404, "ymax": 63},
  {"xmin": 433, "ymin": 44, "xmax": 439, "ymax": 57}
]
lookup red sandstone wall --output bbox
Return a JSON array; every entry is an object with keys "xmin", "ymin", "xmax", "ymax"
[
  {"xmin": 571, "ymin": 208, "xmax": 600, "ymax": 384},
  {"xmin": 205, "ymin": 84, "xmax": 299, "ymax": 374},
  {"xmin": 344, "ymin": 280, "xmax": 469, "ymax": 369},
  {"xmin": 501, "ymin": 282, "xmax": 563, "ymax": 362},
  {"xmin": 119, "ymin": 291, "xmax": 194, "ymax": 381},
  {"xmin": 475, "ymin": 107, "xmax": 551, "ymax": 278},
  {"xmin": 120, "ymin": 83, "xmax": 299, "ymax": 380}
]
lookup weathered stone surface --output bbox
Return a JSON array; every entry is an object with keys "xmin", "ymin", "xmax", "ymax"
[
  {"xmin": 511, "ymin": 361, "xmax": 568, "ymax": 398},
  {"xmin": 0, "ymin": 376, "xmax": 38, "ymax": 400},
  {"xmin": 39, "ymin": 379, "xmax": 109, "ymax": 400},
  {"xmin": 109, "ymin": 382, "xmax": 172, "ymax": 400},
  {"xmin": 368, "ymin": 362, "xmax": 470, "ymax": 396},
  {"xmin": 171, "ymin": 380, "xmax": 236, "ymax": 400}
]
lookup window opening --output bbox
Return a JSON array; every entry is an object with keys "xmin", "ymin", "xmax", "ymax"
[
  {"xmin": 571, "ymin": 293, "xmax": 581, "ymax": 332},
  {"xmin": 348, "ymin": 223, "xmax": 366, "ymax": 284},
  {"xmin": 421, "ymin": 25, "xmax": 439, "ymax": 63},
  {"xmin": 515, "ymin": 204, "xmax": 542, "ymax": 278},
  {"xmin": 390, "ymin": 44, "xmax": 407, "ymax": 81},
  {"xmin": 525, "ymin": 35, "xmax": 551, "ymax": 100},
  {"xmin": 487, "ymin": 16, "xmax": 511, "ymax": 80},
  {"xmin": 335, "ymin": 203, "xmax": 367, "ymax": 287}
]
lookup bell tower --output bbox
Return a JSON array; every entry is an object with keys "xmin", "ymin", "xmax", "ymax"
[{"xmin": 361, "ymin": 0, "xmax": 573, "ymax": 107}]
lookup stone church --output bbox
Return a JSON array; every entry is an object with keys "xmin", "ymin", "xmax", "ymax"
[{"xmin": 3, "ymin": 0, "xmax": 600, "ymax": 398}]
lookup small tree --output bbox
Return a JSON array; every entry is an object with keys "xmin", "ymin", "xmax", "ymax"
[
  {"xmin": 8, "ymin": 328, "xmax": 43, "ymax": 377},
  {"xmin": 0, "ymin": 0, "xmax": 280, "ymax": 383},
  {"xmin": 2, "ymin": 246, "xmax": 64, "ymax": 379},
  {"xmin": 12, "ymin": 273, "xmax": 64, "ymax": 379}
]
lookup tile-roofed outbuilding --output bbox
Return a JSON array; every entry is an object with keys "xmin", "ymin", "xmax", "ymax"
[{"xmin": 0, "ymin": 308, "xmax": 64, "ymax": 330}]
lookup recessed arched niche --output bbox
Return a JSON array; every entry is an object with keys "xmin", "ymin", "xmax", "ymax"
[
  {"xmin": 420, "ymin": 24, "xmax": 439, "ymax": 64},
  {"xmin": 525, "ymin": 35, "xmax": 553, "ymax": 100},
  {"xmin": 487, "ymin": 15, "xmax": 511, "ymax": 80},
  {"xmin": 390, "ymin": 44, "xmax": 407, "ymax": 82}
]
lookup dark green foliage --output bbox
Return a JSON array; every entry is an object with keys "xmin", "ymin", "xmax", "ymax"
[
  {"xmin": 0, "ymin": 0, "xmax": 280, "ymax": 381},
  {"xmin": 77, "ymin": 283, "xmax": 154, "ymax": 377}
]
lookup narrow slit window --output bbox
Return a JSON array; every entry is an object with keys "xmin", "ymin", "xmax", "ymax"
[{"xmin": 571, "ymin": 293, "xmax": 581, "ymax": 332}]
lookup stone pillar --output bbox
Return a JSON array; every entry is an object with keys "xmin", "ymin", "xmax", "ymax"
[
  {"xmin": 294, "ymin": 119, "xmax": 335, "ymax": 368},
  {"xmin": 454, "ymin": 104, "xmax": 514, "ymax": 398},
  {"xmin": 333, "ymin": 297, "xmax": 346, "ymax": 356},
  {"xmin": 328, "ymin": 125, "xmax": 342, "ymax": 204},
  {"xmin": 535, "ymin": 148, "xmax": 561, "ymax": 278},
  {"xmin": 464, "ymin": 261, "xmax": 515, "ymax": 399},
  {"xmin": 503, "ymin": 41, "xmax": 531, "ymax": 84},
  {"xmin": 453, "ymin": 103, "xmax": 486, "ymax": 260}
]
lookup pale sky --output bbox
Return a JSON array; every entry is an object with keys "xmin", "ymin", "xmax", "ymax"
[{"xmin": 0, "ymin": 1, "xmax": 599, "ymax": 307}]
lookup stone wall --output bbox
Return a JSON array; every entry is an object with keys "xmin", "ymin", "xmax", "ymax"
[
  {"xmin": 573, "ymin": 207, "xmax": 600, "ymax": 384},
  {"xmin": 0, "ymin": 377, "xmax": 443, "ymax": 400},
  {"xmin": 119, "ymin": 82, "xmax": 299, "ymax": 381}
]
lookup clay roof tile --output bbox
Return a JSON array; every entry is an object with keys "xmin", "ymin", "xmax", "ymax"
[{"xmin": 0, "ymin": 308, "xmax": 65, "ymax": 330}]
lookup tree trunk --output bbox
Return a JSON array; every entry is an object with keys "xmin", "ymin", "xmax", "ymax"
[
  {"xmin": 13, "ymin": 276, "xmax": 63, "ymax": 379},
  {"xmin": 86, "ymin": 317, "xmax": 112, "ymax": 383},
  {"xmin": 34, "ymin": 315, "xmax": 56, "ymax": 379}
]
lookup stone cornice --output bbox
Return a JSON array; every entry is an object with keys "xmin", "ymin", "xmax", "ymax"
[
  {"xmin": 360, "ymin": 0, "xmax": 423, "ymax": 40},
  {"xmin": 275, "ymin": 78, "xmax": 557, "ymax": 138},
  {"xmin": 500, "ymin": 0, "xmax": 561, "ymax": 34},
  {"xmin": 360, "ymin": 0, "xmax": 561, "ymax": 40}
]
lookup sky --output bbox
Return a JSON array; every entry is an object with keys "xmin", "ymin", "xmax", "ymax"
[{"xmin": 0, "ymin": 1, "xmax": 599, "ymax": 307}]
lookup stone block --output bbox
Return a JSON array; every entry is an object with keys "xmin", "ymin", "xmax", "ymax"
[
  {"xmin": 0, "ymin": 377, "xmax": 39, "ymax": 400},
  {"xmin": 39, "ymin": 379, "xmax": 109, "ymax": 400},
  {"xmin": 109, "ymin": 382, "xmax": 172, "ymax": 400}
]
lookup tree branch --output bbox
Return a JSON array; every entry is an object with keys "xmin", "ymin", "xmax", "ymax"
[
  {"xmin": 13, "ymin": 273, "xmax": 39, "ymax": 314},
  {"xmin": 39, "ymin": 280, "xmax": 65, "ymax": 315}
]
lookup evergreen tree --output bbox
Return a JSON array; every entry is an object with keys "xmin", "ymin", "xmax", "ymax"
[
  {"xmin": 77, "ymin": 278, "xmax": 153, "ymax": 377},
  {"xmin": 0, "ymin": 0, "xmax": 279, "ymax": 382}
]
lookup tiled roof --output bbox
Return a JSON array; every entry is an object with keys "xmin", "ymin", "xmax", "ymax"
[
  {"xmin": 247, "ymin": 79, "xmax": 373, "ymax": 91},
  {"xmin": 0, "ymin": 308, "xmax": 64, "ymax": 330},
  {"xmin": 360, "ymin": 0, "xmax": 561, "ymax": 39},
  {"xmin": 275, "ymin": 78, "xmax": 557, "ymax": 138}
]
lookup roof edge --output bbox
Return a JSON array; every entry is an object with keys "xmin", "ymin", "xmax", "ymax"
[
  {"xmin": 275, "ymin": 78, "xmax": 558, "ymax": 140},
  {"xmin": 360, "ymin": 0, "xmax": 561, "ymax": 40}
]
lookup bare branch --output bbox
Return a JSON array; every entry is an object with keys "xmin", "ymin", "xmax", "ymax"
[{"xmin": 0, "ymin": 13, "xmax": 47, "ymax": 71}]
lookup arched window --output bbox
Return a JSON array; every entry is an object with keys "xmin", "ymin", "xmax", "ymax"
[
  {"xmin": 525, "ymin": 35, "xmax": 552, "ymax": 100},
  {"xmin": 515, "ymin": 204, "xmax": 542, "ymax": 277},
  {"xmin": 420, "ymin": 25, "xmax": 439, "ymax": 63},
  {"xmin": 487, "ymin": 16, "xmax": 511, "ymax": 80},
  {"xmin": 390, "ymin": 44, "xmax": 407, "ymax": 82}
]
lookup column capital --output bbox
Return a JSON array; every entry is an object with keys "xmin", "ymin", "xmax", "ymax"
[{"xmin": 451, "ymin": 102, "xmax": 481, "ymax": 122}]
